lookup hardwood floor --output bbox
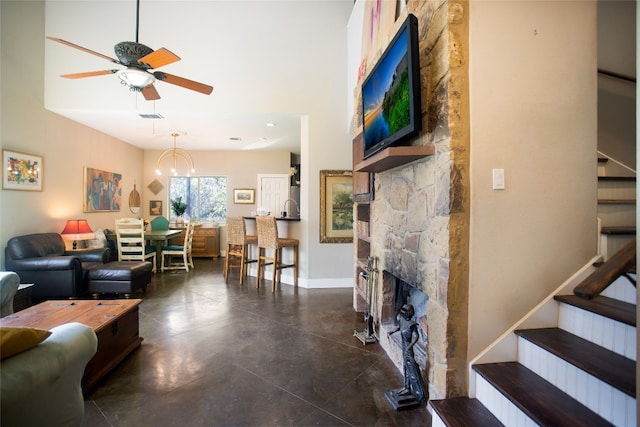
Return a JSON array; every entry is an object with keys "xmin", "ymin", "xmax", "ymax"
[{"xmin": 81, "ymin": 258, "xmax": 431, "ymax": 426}]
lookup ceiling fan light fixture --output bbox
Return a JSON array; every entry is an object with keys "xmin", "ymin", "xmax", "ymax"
[{"xmin": 117, "ymin": 68, "xmax": 155, "ymax": 90}]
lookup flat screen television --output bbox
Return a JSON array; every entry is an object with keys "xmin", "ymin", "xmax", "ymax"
[{"xmin": 362, "ymin": 14, "xmax": 421, "ymax": 160}]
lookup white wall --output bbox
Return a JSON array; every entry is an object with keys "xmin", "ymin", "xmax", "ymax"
[{"xmin": 468, "ymin": 0, "xmax": 598, "ymax": 358}]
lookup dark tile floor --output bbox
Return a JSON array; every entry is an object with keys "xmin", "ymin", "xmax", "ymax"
[{"xmin": 82, "ymin": 258, "xmax": 431, "ymax": 427}]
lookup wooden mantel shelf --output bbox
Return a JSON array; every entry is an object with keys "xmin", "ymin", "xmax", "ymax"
[{"xmin": 354, "ymin": 145, "xmax": 435, "ymax": 173}]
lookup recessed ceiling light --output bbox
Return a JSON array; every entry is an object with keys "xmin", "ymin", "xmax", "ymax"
[
  {"xmin": 258, "ymin": 137, "xmax": 267, "ymax": 142},
  {"xmin": 266, "ymin": 123, "xmax": 275, "ymax": 127}
]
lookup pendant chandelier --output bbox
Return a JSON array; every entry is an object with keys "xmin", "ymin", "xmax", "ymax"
[{"xmin": 155, "ymin": 132, "xmax": 195, "ymax": 176}]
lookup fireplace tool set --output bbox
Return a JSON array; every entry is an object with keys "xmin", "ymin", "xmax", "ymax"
[{"xmin": 354, "ymin": 256, "xmax": 378, "ymax": 345}]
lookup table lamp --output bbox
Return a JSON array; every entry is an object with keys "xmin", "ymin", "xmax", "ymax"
[{"xmin": 61, "ymin": 219, "xmax": 95, "ymax": 250}]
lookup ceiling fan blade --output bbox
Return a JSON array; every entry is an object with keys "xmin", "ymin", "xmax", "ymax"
[
  {"xmin": 155, "ymin": 72, "xmax": 213, "ymax": 95},
  {"xmin": 138, "ymin": 48, "xmax": 181, "ymax": 69},
  {"xmin": 142, "ymin": 85, "xmax": 161, "ymax": 101},
  {"xmin": 61, "ymin": 70, "xmax": 119, "ymax": 79},
  {"xmin": 47, "ymin": 37, "xmax": 120, "ymax": 64}
]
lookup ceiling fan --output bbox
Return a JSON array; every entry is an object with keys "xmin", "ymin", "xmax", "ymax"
[{"xmin": 46, "ymin": 0, "xmax": 213, "ymax": 101}]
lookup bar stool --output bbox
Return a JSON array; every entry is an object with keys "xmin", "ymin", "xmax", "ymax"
[
  {"xmin": 256, "ymin": 216, "xmax": 298, "ymax": 292},
  {"xmin": 224, "ymin": 216, "xmax": 258, "ymax": 285}
]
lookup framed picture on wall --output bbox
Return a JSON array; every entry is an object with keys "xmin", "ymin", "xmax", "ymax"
[
  {"xmin": 83, "ymin": 167, "xmax": 122, "ymax": 212},
  {"xmin": 150, "ymin": 200, "xmax": 163, "ymax": 216},
  {"xmin": 233, "ymin": 188, "xmax": 255, "ymax": 204},
  {"xmin": 320, "ymin": 170, "xmax": 354, "ymax": 243},
  {"xmin": 2, "ymin": 149, "xmax": 43, "ymax": 191}
]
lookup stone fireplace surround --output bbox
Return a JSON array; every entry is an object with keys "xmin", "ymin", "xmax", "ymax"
[{"xmin": 353, "ymin": 0, "xmax": 470, "ymax": 401}]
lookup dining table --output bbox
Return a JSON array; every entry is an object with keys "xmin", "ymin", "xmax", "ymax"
[
  {"xmin": 144, "ymin": 229, "xmax": 183, "ymax": 270},
  {"xmin": 107, "ymin": 229, "xmax": 183, "ymax": 271}
]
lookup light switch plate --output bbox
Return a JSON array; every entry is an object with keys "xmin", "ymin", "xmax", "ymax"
[{"xmin": 492, "ymin": 169, "xmax": 505, "ymax": 190}]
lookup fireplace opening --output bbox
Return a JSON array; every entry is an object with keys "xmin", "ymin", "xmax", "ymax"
[{"xmin": 380, "ymin": 271, "xmax": 428, "ymax": 371}]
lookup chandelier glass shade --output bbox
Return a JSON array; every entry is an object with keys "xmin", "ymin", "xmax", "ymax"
[
  {"xmin": 155, "ymin": 133, "xmax": 195, "ymax": 177},
  {"xmin": 117, "ymin": 68, "xmax": 155, "ymax": 90}
]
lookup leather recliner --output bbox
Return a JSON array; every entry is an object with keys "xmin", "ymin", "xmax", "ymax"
[{"xmin": 4, "ymin": 233, "xmax": 110, "ymax": 300}]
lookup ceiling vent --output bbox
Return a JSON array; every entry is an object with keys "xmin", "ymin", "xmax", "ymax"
[{"xmin": 139, "ymin": 113, "xmax": 164, "ymax": 119}]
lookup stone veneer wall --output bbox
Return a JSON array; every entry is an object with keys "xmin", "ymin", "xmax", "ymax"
[{"xmin": 360, "ymin": 0, "xmax": 470, "ymax": 400}]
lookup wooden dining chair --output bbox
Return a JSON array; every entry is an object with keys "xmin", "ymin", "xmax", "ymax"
[
  {"xmin": 115, "ymin": 218, "xmax": 156, "ymax": 273},
  {"xmin": 256, "ymin": 216, "xmax": 298, "ymax": 292},
  {"xmin": 224, "ymin": 216, "xmax": 258, "ymax": 285},
  {"xmin": 160, "ymin": 222, "xmax": 195, "ymax": 272}
]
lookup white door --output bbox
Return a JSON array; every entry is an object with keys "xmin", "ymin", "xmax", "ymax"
[{"xmin": 257, "ymin": 174, "xmax": 289, "ymax": 216}]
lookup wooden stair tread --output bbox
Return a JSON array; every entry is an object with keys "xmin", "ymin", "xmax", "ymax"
[
  {"xmin": 598, "ymin": 176, "xmax": 636, "ymax": 181},
  {"xmin": 598, "ymin": 199, "xmax": 636, "ymax": 205},
  {"xmin": 554, "ymin": 294, "xmax": 636, "ymax": 326},
  {"xmin": 600, "ymin": 226, "xmax": 636, "ymax": 235},
  {"xmin": 429, "ymin": 397, "xmax": 503, "ymax": 427},
  {"xmin": 514, "ymin": 328, "xmax": 635, "ymax": 397},
  {"xmin": 473, "ymin": 362, "xmax": 613, "ymax": 426},
  {"xmin": 597, "ymin": 198, "xmax": 636, "ymax": 204}
]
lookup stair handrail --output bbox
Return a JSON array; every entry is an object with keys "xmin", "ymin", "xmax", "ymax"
[
  {"xmin": 573, "ymin": 239, "xmax": 636, "ymax": 299},
  {"xmin": 597, "ymin": 150, "xmax": 636, "ymax": 175}
]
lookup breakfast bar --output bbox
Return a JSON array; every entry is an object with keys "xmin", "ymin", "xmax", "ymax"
[
  {"xmin": 241, "ymin": 216, "xmax": 302, "ymax": 285},
  {"xmin": 243, "ymin": 216, "xmax": 300, "ymax": 238}
]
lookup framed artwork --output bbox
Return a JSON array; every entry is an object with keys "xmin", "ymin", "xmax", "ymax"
[
  {"xmin": 150, "ymin": 200, "xmax": 163, "ymax": 216},
  {"xmin": 83, "ymin": 167, "xmax": 122, "ymax": 212},
  {"xmin": 320, "ymin": 170, "xmax": 354, "ymax": 243},
  {"xmin": 234, "ymin": 188, "xmax": 255, "ymax": 204},
  {"xmin": 2, "ymin": 149, "xmax": 43, "ymax": 191}
]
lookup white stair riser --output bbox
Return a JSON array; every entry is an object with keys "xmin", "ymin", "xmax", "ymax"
[
  {"xmin": 601, "ymin": 274, "xmax": 637, "ymax": 304},
  {"xmin": 518, "ymin": 338, "xmax": 636, "ymax": 426},
  {"xmin": 597, "ymin": 204, "xmax": 636, "ymax": 227},
  {"xmin": 558, "ymin": 303, "xmax": 636, "ymax": 360},
  {"xmin": 475, "ymin": 374, "xmax": 537, "ymax": 427},
  {"xmin": 430, "ymin": 412, "xmax": 446, "ymax": 427},
  {"xmin": 597, "ymin": 180, "xmax": 636, "ymax": 199},
  {"xmin": 600, "ymin": 234, "xmax": 636, "ymax": 261}
]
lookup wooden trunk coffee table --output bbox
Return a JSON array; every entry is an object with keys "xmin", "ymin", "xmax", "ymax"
[{"xmin": 0, "ymin": 299, "xmax": 142, "ymax": 393}]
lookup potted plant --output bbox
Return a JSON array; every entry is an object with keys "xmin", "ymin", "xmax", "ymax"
[{"xmin": 170, "ymin": 196, "xmax": 187, "ymax": 224}]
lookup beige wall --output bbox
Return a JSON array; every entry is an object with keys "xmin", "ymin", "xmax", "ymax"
[
  {"xmin": 467, "ymin": 0, "xmax": 598, "ymax": 358},
  {"xmin": 1, "ymin": 0, "xmax": 356, "ymax": 287},
  {"xmin": 1, "ymin": 0, "xmax": 144, "ymax": 264},
  {"xmin": 141, "ymin": 149, "xmax": 290, "ymax": 219}
]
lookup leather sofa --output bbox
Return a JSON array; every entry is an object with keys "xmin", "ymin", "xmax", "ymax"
[
  {"xmin": 4, "ymin": 233, "xmax": 110, "ymax": 301},
  {"xmin": 0, "ymin": 272, "xmax": 20, "ymax": 318},
  {"xmin": 1, "ymin": 322, "xmax": 98, "ymax": 427}
]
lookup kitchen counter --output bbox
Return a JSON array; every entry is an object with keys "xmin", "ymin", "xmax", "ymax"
[
  {"xmin": 243, "ymin": 216, "xmax": 301, "ymax": 222},
  {"xmin": 243, "ymin": 216, "xmax": 300, "ymax": 239}
]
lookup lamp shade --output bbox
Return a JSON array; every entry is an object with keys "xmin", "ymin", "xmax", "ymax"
[{"xmin": 61, "ymin": 219, "xmax": 94, "ymax": 241}]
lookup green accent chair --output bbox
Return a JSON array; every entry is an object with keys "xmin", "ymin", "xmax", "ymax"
[{"xmin": 150, "ymin": 216, "xmax": 170, "ymax": 231}]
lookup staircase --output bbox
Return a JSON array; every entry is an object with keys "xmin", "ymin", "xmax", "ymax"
[
  {"xmin": 597, "ymin": 152, "xmax": 636, "ymax": 260},
  {"xmin": 430, "ymin": 241, "xmax": 637, "ymax": 426}
]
